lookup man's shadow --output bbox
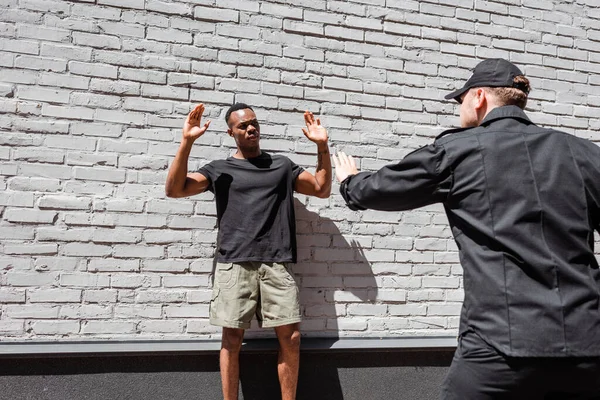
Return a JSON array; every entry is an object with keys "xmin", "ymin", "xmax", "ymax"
[{"xmin": 238, "ymin": 199, "xmax": 377, "ymax": 400}]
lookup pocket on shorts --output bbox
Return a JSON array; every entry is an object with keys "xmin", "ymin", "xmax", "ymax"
[
  {"xmin": 281, "ymin": 264, "xmax": 297, "ymax": 287},
  {"xmin": 211, "ymin": 288, "xmax": 220, "ymax": 303},
  {"xmin": 216, "ymin": 263, "xmax": 238, "ymax": 289}
]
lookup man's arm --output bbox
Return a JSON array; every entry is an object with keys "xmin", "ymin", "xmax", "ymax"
[
  {"xmin": 295, "ymin": 111, "xmax": 332, "ymax": 198},
  {"xmin": 165, "ymin": 104, "xmax": 212, "ymax": 198},
  {"xmin": 333, "ymin": 145, "xmax": 452, "ymax": 211}
]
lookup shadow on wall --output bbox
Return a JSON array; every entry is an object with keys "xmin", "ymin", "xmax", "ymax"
[
  {"xmin": 293, "ymin": 199, "xmax": 378, "ymax": 338},
  {"xmin": 239, "ymin": 199, "xmax": 377, "ymax": 400}
]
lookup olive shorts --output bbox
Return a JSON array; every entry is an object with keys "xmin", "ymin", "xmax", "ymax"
[{"xmin": 210, "ymin": 261, "xmax": 301, "ymax": 329}]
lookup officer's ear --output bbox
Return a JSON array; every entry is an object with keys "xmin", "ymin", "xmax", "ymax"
[
  {"xmin": 227, "ymin": 128, "xmax": 233, "ymax": 137},
  {"xmin": 473, "ymin": 88, "xmax": 487, "ymax": 111}
]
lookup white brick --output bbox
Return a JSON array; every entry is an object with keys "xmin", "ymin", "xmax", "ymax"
[
  {"xmin": 88, "ymin": 259, "xmax": 140, "ymax": 272},
  {"xmin": 72, "ymin": 32, "xmax": 120, "ymax": 49},
  {"xmin": 168, "ymin": 215, "xmax": 216, "ymax": 229},
  {"xmin": 147, "ymin": 27, "xmax": 192, "ymax": 44},
  {"xmin": 0, "ymin": 39, "xmax": 39, "ymax": 55},
  {"xmin": 144, "ymin": 230, "xmax": 193, "ymax": 244},
  {"xmin": 69, "ymin": 61, "xmax": 118, "ymax": 79},
  {"xmin": 29, "ymin": 289, "xmax": 82, "ymax": 303},
  {"xmin": 115, "ymin": 305, "xmax": 162, "ymax": 319},
  {"xmin": 18, "ymin": 86, "xmax": 70, "ymax": 103},
  {"xmin": 0, "ymin": 289, "xmax": 27, "ymax": 303},
  {"xmin": 38, "ymin": 196, "xmax": 91, "ymax": 210},
  {"xmin": 40, "ymin": 43, "xmax": 92, "ymax": 61},
  {"xmin": 90, "ymin": 79, "xmax": 140, "ymax": 95},
  {"xmin": 17, "ymin": 24, "xmax": 70, "ymax": 42},
  {"xmin": 5, "ymin": 271, "xmax": 58, "ymax": 286},
  {"xmin": 30, "ymin": 320, "xmax": 80, "ymax": 335},
  {"xmin": 98, "ymin": 0, "xmax": 144, "ymax": 9},
  {"xmin": 0, "ymin": 321, "xmax": 24, "ymax": 335},
  {"xmin": 187, "ymin": 320, "xmax": 220, "ymax": 334},
  {"xmin": 92, "ymin": 198, "xmax": 144, "ymax": 213},
  {"xmin": 35, "ymin": 257, "xmax": 81, "ymax": 272},
  {"xmin": 6, "ymin": 305, "xmax": 60, "ymax": 319},
  {"xmin": 111, "ymin": 274, "xmax": 160, "ymax": 288},
  {"xmin": 4, "ymin": 209, "xmax": 57, "ymax": 224},
  {"xmin": 163, "ymin": 275, "xmax": 210, "ymax": 288},
  {"xmin": 84, "ymin": 290, "xmax": 118, "ymax": 303},
  {"xmin": 194, "ymin": 6, "xmax": 238, "ymax": 22},
  {"xmin": 142, "ymin": 259, "xmax": 189, "ymax": 272},
  {"xmin": 91, "ymin": 228, "xmax": 141, "ymax": 244},
  {"xmin": 0, "ymin": 192, "xmax": 34, "ymax": 207},
  {"xmin": 82, "ymin": 321, "xmax": 137, "ymax": 334},
  {"xmin": 113, "ymin": 245, "xmax": 164, "ymax": 258},
  {"xmin": 164, "ymin": 304, "xmax": 208, "ymax": 318},
  {"xmin": 36, "ymin": 227, "xmax": 92, "ymax": 242},
  {"xmin": 61, "ymin": 273, "xmax": 110, "ymax": 288},
  {"xmin": 137, "ymin": 290, "xmax": 186, "ymax": 303},
  {"xmin": 139, "ymin": 320, "xmax": 185, "ymax": 333},
  {"xmin": 73, "ymin": 166, "xmax": 126, "ymax": 183}
]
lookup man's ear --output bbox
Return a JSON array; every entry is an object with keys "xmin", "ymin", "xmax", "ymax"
[
  {"xmin": 474, "ymin": 88, "xmax": 487, "ymax": 111},
  {"xmin": 227, "ymin": 128, "xmax": 233, "ymax": 137}
]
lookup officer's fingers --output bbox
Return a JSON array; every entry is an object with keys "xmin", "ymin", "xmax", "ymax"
[
  {"xmin": 348, "ymin": 154, "xmax": 357, "ymax": 169},
  {"xmin": 339, "ymin": 151, "xmax": 350, "ymax": 166},
  {"xmin": 332, "ymin": 153, "xmax": 340, "ymax": 168}
]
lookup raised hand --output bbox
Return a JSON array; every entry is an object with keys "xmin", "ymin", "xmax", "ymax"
[
  {"xmin": 332, "ymin": 151, "xmax": 359, "ymax": 183},
  {"xmin": 301, "ymin": 110, "xmax": 328, "ymax": 145},
  {"xmin": 183, "ymin": 103, "xmax": 211, "ymax": 141}
]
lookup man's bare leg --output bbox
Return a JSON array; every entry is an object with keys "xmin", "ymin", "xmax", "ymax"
[
  {"xmin": 274, "ymin": 323, "xmax": 301, "ymax": 400},
  {"xmin": 220, "ymin": 327, "xmax": 245, "ymax": 400}
]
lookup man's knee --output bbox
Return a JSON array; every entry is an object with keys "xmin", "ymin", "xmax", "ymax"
[
  {"xmin": 277, "ymin": 326, "xmax": 301, "ymax": 351},
  {"xmin": 221, "ymin": 328, "xmax": 244, "ymax": 352}
]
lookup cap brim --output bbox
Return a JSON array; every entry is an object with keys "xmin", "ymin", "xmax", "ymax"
[{"xmin": 444, "ymin": 86, "xmax": 470, "ymax": 102}]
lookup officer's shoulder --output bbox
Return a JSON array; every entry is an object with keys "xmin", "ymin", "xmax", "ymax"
[{"xmin": 434, "ymin": 126, "xmax": 481, "ymax": 144}]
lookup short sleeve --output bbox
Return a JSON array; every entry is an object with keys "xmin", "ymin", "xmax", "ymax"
[
  {"xmin": 197, "ymin": 161, "xmax": 216, "ymax": 193},
  {"xmin": 290, "ymin": 160, "xmax": 304, "ymax": 181}
]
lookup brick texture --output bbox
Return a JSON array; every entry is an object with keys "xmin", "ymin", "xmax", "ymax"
[{"xmin": 0, "ymin": 0, "xmax": 599, "ymax": 341}]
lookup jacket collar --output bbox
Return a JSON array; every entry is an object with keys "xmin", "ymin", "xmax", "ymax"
[
  {"xmin": 480, "ymin": 105, "xmax": 534, "ymax": 127},
  {"xmin": 436, "ymin": 106, "xmax": 534, "ymax": 140}
]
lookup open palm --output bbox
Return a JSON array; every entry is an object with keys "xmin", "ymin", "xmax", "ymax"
[
  {"xmin": 302, "ymin": 111, "xmax": 328, "ymax": 144},
  {"xmin": 183, "ymin": 103, "xmax": 211, "ymax": 141}
]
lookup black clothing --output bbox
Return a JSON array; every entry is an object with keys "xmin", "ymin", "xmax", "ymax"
[
  {"xmin": 441, "ymin": 331, "xmax": 600, "ymax": 400},
  {"xmin": 340, "ymin": 106, "xmax": 600, "ymax": 357},
  {"xmin": 198, "ymin": 152, "xmax": 304, "ymax": 263}
]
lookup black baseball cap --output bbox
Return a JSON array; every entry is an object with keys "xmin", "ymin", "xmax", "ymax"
[{"xmin": 444, "ymin": 58, "xmax": 528, "ymax": 103}]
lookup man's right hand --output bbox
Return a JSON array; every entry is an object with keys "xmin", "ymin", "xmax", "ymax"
[{"xmin": 183, "ymin": 103, "xmax": 211, "ymax": 141}]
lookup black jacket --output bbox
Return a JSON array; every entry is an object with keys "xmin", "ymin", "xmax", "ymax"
[{"xmin": 341, "ymin": 106, "xmax": 600, "ymax": 357}]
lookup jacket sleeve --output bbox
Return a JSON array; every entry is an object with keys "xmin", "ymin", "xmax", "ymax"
[{"xmin": 339, "ymin": 143, "xmax": 452, "ymax": 211}]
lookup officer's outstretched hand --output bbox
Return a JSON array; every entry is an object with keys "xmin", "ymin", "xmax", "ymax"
[
  {"xmin": 183, "ymin": 103, "xmax": 211, "ymax": 142},
  {"xmin": 333, "ymin": 151, "xmax": 359, "ymax": 183}
]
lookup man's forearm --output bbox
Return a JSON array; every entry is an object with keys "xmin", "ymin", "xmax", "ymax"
[
  {"xmin": 165, "ymin": 138, "xmax": 194, "ymax": 197},
  {"xmin": 315, "ymin": 143, "xmax": 332, "ymax": 197}
]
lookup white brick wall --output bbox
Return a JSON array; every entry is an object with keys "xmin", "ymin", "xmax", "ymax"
[{"xmin": 1, "ymin": 0, "xmax": 599, "ymax": 341}]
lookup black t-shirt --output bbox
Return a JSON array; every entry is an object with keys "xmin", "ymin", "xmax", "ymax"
[{"xmin": 197, "ymin": 152, "xmax": 304, "ymax": 263}]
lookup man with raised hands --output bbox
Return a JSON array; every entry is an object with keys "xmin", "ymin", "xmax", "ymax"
[{"xmin": 166, "ymin": 103, "xmax": 331, "ymax": 400}]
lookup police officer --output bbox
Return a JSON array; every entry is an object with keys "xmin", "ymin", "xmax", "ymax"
[{"xmin": 334, "ymin": 58, "xmax": 600, "ymax": 399}]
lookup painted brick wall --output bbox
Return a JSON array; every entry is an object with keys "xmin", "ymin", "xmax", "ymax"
[{"xmin": 1, "ymin": 0, "xmax": 599, "ymax": 340}]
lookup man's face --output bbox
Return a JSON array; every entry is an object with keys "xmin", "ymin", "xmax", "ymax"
[
  {"xmin": 227, "ymin": 108, "xmax": 260, "ymax": 150},
  {"xmin": 459, "ymin": 89, "xmax": 480, "ymax": 128}
]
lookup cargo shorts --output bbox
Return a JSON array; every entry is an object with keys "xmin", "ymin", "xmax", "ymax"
[{"xmin": 209, "ymin": 261, "xmax": 301, "ymax": 329}]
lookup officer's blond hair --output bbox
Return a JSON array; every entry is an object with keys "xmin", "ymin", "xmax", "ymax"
[{"xmin": 484, "ymin": 76, "xmax": 530, "ymax": 110}]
